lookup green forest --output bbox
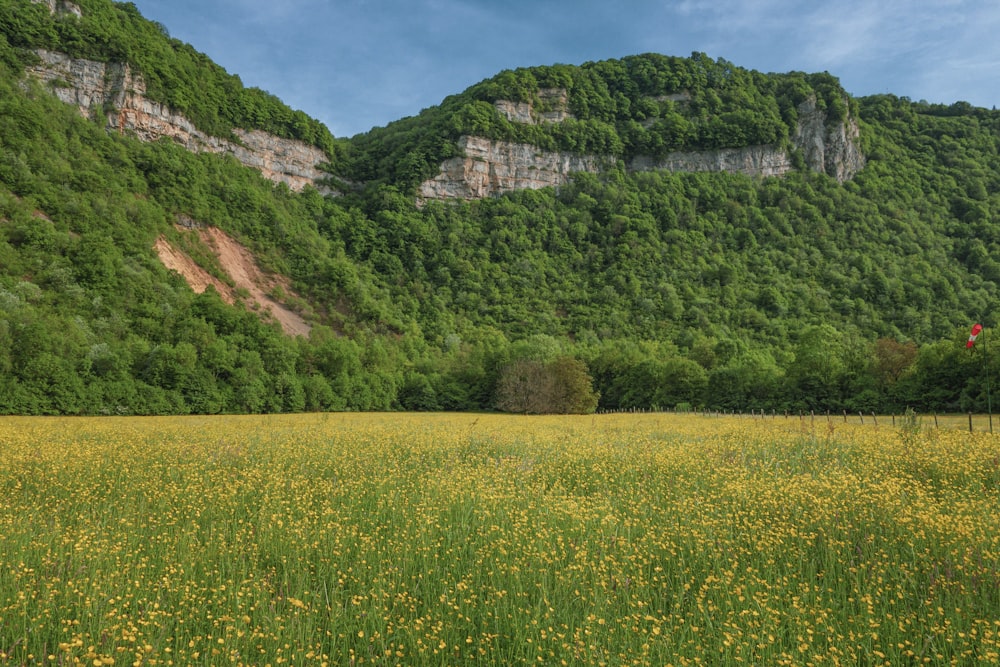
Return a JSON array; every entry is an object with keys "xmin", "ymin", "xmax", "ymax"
[{"xmin": 2, "ymin": 0, "xmax": 1000, "ymax": 415}]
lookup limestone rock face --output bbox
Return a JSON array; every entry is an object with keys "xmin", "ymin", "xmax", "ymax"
[
  {"xmin": 795, "ymin": 99, "xmax": 866, "ymax": 183},
  {"xmin": 229, "ymin": 130, "xmax": 329, "ymax": 191},
  {"xmin": 26, "ymin": 50, "xmax": 328, "ymax": 191},
  {"xmin": 494, "ymin": 88, "xmax": 573, "ymax": 125},
  {"xmin": 632, "ymin": 98, "xmax": 865, "ymax": 183},
  {"xmin": 26, "ymin": 39, "xmax": 865, "ymax": 200},
  {"xmin": 26, "ymin": 50, "xmax": 127, "ymax": 111},
  {"xmin": 30, "ymin": 0, "xmax": 82, "ymax": 18},
  {"xmin": 418, "ymin": 136, "xmax": 602, "ymax": 201},
  {"xmin": 421, "ymin": 95, "xmax": 866, "ymax": 200},
  {"xmin": 628, "ymin": 145, "xmax": 793, "ymax": 178}
]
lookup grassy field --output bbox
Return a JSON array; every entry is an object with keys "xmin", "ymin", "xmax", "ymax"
[{"xmin": 1, "ymin": 413, "xmax": 999, "ymax": 666}]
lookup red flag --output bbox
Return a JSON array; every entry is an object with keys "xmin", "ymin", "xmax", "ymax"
[{"xmin": 968, "ymin": 323, "xmax": 983, "ymax": 348}]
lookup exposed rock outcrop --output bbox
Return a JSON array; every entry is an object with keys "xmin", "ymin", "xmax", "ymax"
[
  {"xmin": 629, "ymin": 145, "xmax": 793, "ymax": 178},
  {"xmin": 494, "ymin": 88, "xmax": 573, "ymax": 125},
  {"xmin": 793, "ymin": 98, "xmax": 866, "ymax": 183},
  {"xmin": 632, "ymin": 99, "xmax": 865, "ymax": 182},
  {"xmin": 30, "ymin": 0, "xmax": 82, "ymax": 18},
  {"xmin": 421, "ymin": 94, "xmax": 865, "ymax": 201},
  {"xmin": 26, "ymin": 36, "xmax": 865, "ymax": 201},
  {"xmin": 26, "ymin": 50, "xmax": 328, "ymax": 192},
  {"xmin": 28, "ymin": 50, "xmax": 138, "ymax": 113},
  {"xmin": 419, "ymin": 136, "xmax": 602, "ymax": 201}
]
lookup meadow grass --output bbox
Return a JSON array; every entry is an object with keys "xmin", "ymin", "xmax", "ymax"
[{"xmin": 1, "ymin": 412, "xmax": 999, "ymax": 666}]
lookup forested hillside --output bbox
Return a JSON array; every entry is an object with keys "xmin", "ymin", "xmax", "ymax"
[
  {"xmin": 2, "ymin": 0, "xmax": 1000, "ymax": 415},
  {"xmin": 0, "ymin": 0, "xmax": 335, "ymax": 151},
  {"xmin": 338, "ymin": 52, "xmax": 854, "ymax": 188}
]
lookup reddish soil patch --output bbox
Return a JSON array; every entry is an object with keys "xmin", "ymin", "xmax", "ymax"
[
  {"xmin": 154, "ymin": 227, "xmax": 311, "ymax": 337},
  {"xmin": 154, "ymin": 236, "xmax": 231, "ymax": 299}
]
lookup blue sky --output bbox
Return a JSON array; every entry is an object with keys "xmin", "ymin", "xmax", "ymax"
[{"xmin": 127, "ymin": 0, "xmax": 1000, "ymax": 138}]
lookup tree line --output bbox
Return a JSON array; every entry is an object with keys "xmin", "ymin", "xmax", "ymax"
[{"xmin": 4, "ymin": 2, "xmax": 1000, "ymax": 415}]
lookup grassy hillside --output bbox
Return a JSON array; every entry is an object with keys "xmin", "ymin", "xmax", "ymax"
[{"xmin": 2, "ymin": 0, "xmax": 1000, "ymax": 415}]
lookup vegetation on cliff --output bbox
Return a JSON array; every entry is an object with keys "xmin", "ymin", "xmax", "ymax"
[
  {"xmin": 1, "ymin": 0, "xmax": 335, "ymax": 151},
  {"xmin": 2, "ymin": 0, "xmax": 1000, "ymax": 415},
  {"xmin": 336, "ymin": 52, "xmax": 854, "ymax": 188}
]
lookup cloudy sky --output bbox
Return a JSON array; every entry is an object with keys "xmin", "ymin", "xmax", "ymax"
[{"xmin": 127, "ymin": 0, "xmax": 1000, "ymax": 138}]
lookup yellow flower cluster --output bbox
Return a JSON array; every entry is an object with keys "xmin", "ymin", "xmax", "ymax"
[{"xmin": 1, "ymin": 413, "xmax": 998, "ymax": 665}]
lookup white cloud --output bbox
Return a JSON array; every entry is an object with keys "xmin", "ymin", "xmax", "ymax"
[{"xmin": 130, "ymin": 0, "xmax": 1000, "ymax": 135}]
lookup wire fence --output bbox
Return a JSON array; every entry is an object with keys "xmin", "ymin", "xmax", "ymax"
[
  {"xmin": 598, "ymin": 407, "xmax": 999, "ymax": 434},
  {"xmin": 713, "ymin": 409, "xmax": 997, "ymax": 434}
]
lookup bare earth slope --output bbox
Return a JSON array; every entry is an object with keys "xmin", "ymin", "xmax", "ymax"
[{"xmin": 154, "ymin": 227, "xmax": 311, "ymax": 337}]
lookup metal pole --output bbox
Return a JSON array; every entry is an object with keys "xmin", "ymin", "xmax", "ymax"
[{"xmin": 985, "ymin": 323, "xmax": 993, "ymax": 433}]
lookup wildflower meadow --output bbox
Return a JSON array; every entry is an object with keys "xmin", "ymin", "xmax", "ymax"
[{"xmin": 1, "ymin": 413, "xmax": 999, "ymax": 665}]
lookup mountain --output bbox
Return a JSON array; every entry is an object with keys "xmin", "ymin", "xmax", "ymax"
[{"xmin": 2, "ymin": 0, "xmax": 1000, "ymax": 415}]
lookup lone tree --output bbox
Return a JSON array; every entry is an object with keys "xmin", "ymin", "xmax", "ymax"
[{"xmin": 495, "ymin": 356, "xmax": 599, "ymax": 414}]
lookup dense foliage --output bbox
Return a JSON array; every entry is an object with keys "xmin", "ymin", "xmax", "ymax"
[
  {"xmin": 0, "ymin": 0, "xmax": 335, "ymax": 151},
  {"xmin": 337, "ymin": 53, "xmax": 853, "ymax": 188},
  {"xmin": 3, "ymin": 0, "xmax": 1000, "ymax": 415}
]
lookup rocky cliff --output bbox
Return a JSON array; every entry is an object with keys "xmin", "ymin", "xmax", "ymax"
[
  {"xmin": 25, "ymin": 3, "xmax": 864, "ymax": 202},
  {"xmin": 25, "ymin": 49, "xmax": 329, "ymax": 192},
  {"xmin": 30, "ymin": 0, "xmax": 81, "ymax": 17},
  {"xmin": 419, "ymin": 136, "xmax": 603, "ymax": 200},
  {"xmin": 631, "ymin": 99, "xmax": 865, "ymax": 181},
  {"xmin": 793, "ymin": 98, "xmax": 866, "ymax": 183},
  {"xmin": 420, "ymin": 92, "xmax": 866, "ymax": 201},
  {"xmin": 628, "ymin": 145, "xmax": 794, "ymax": 178},
  {"xmin": 494, "ymin": 88, "xmax": 573, "ymax": 125}
]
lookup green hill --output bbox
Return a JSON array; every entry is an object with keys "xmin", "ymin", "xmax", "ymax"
[{"xmin": 2, "ymin": 0, "xmax": 999, "ymax": 415}]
